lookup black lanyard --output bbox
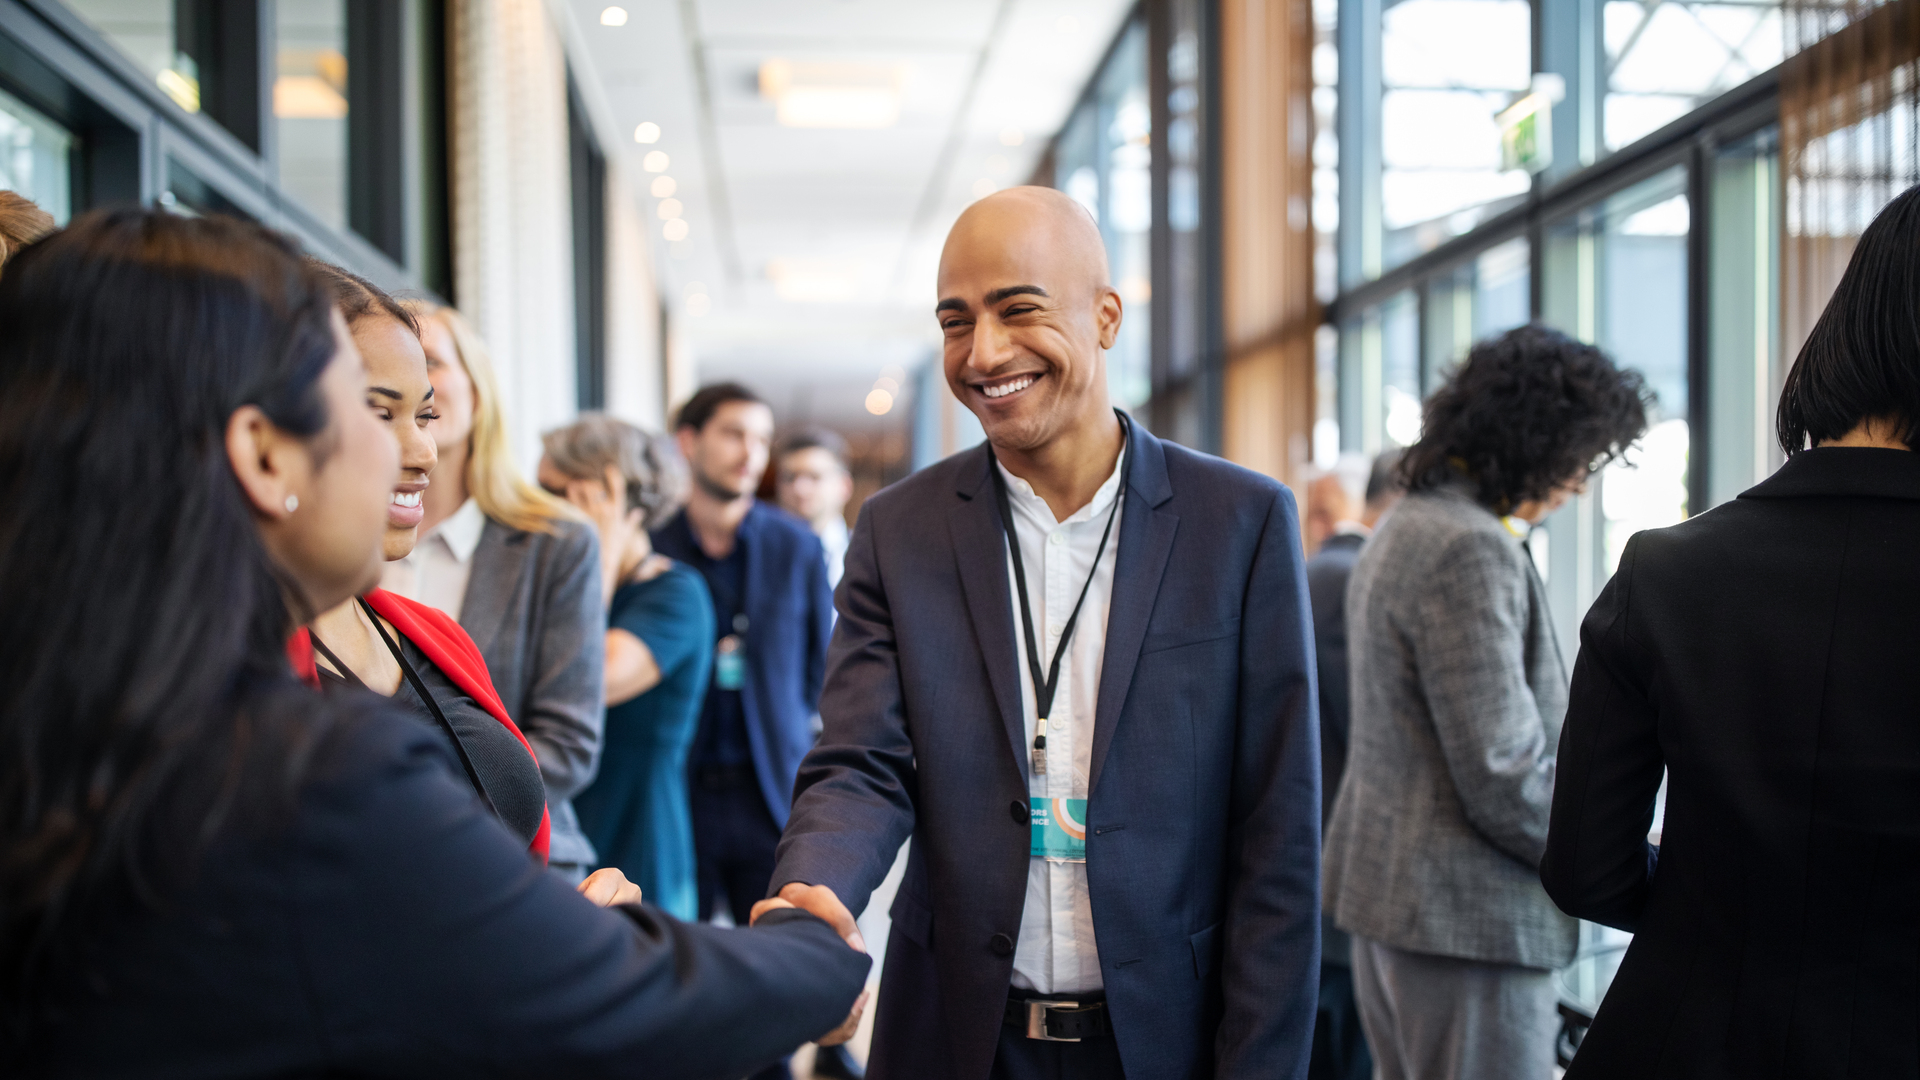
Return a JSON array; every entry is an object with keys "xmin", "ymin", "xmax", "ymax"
[
  {"xmin": 989, "ymin": 423, "xmax": 1127, "ymax": 776},
  {"xmin": 311, "ymin": 602, "xmax": 499, "ymax": 817}
]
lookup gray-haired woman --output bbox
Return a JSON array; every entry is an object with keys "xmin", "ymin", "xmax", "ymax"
[{"xmin": 539, "ymin": 415, "xmax": 713, "ymax": 921}]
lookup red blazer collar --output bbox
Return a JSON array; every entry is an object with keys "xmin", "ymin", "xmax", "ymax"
[{"xmin": 287, "ymin": 591, "xmax": 551, "ymax": 863}]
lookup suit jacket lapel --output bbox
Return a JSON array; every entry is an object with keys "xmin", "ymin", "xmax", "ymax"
[
  {"xmin": 460, "ymin": 520, "xmax": 525, "ymax": 659},
  {"xmin": 948, "ymin": 447, "xmax": 1030, "ymax": 775},
  {"xmin": 1089, "ymin": 423, "xmax": 1177, "ymax": 796}
]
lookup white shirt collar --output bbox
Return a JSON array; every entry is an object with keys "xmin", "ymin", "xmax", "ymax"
[
  {"xmin": 431, "ymin": 497, "xmax": 488, "ymax": 563},
  {"xmin": 995, "ymin": 445, "xmax": 1128, "ymax": 528}
]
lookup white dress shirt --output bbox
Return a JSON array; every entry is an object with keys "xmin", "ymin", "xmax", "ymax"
[
  {"xmin": 998, "ymin": 446, "xmax": 1125, "ymax": 995},
  {"xmin": 382, "ymin": 497, "xmax": 488, "ymax": 620},
  {"xmin": 817, "ymin": 514, "xmax": 850, "ymax": 591}
]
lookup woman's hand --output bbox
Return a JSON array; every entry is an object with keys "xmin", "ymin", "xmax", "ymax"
[
  {"xmin": 576, "ymin": 866, "xmax": 643, "ymax": 907},
  {"xmin": 817, "ymin": 989, "xmax": 869, "ymax": 1047}
]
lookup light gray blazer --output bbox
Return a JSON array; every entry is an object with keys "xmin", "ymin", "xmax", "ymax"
[
  {"xmin": 1322, "ymin": 483, "xmax": 1578, "ymax": 970},
  {"xmin": 461, "ymin": 516, "xmax": 607, "ymax": 867}
]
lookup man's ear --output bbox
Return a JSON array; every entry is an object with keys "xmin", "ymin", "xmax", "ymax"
[
  {"xmin": 1094, "ymin": 286, "xmax": 1123, "ymax": 351},
  {"xmin": 675, "ymin": 425, "xmax": 698, "ymax": 464},
  {"xmin": 226, "ymin": 404, "xmax": 304, "ymax": 520}
]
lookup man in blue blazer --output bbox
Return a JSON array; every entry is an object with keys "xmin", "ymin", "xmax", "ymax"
[
  {"xmin": 755, "ymin": 188, "xmax": 1322, "ymax": 1079},
  {"xmin": 652, "ymin": 384, "xmax": 834, "ymax": 929}
]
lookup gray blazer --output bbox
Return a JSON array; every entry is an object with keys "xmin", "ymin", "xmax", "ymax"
[
  {"xmin": 1322, "ymin": 484, "xmax": 1577, "ymax": 970},
  {"xmin": 461, "ymin": 516, "xmax": 607, "ymax": 867}
]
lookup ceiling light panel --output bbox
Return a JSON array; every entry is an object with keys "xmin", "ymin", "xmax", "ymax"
[{"xmin": 693, "ymin": 0, "xmax": 998, "ymax": 44}]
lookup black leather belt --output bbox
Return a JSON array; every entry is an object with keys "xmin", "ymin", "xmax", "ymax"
[{"xmin": 1003, "ymin": 992, "xmax": 1112, "ymax": 1042}]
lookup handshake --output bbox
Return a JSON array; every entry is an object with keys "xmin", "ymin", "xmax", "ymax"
[{"xmin": 752, "ymin": 883, "xmax": 871, "ymax": 1048}]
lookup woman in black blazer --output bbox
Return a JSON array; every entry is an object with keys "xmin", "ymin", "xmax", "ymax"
[
  {"xmin": 0, "ymin": 210, "xmax": 866, "ymax": 1077},
  {"xmin": 1543, "ymin": 183, "xmax": 1920, "ymax": 1077}
]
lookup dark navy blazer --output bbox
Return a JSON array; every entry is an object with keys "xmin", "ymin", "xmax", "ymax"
[
  {"xmin": 15, "ymin": 698, "xmax": 869, "ymax": 1078},
  {"xmin": 772, "ymin": 423, "xmax": 1322, "ymax": 1080},
  {"xmin": 654, "ymin": 501, "xmax": 833, "ymax": 827}
]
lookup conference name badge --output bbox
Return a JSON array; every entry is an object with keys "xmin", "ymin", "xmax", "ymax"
[
  {"xmin": 714, "ymin": 634, "xmax": 745, "ymax": 691},
  {"xmin": 1030, "ymin": 797, "xmax": 1088, "ymax": 862}
]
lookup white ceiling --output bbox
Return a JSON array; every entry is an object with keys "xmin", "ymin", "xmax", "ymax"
[{"xmin": 560, "ymin": 0, "xmax": 1134, "ymax": 437}]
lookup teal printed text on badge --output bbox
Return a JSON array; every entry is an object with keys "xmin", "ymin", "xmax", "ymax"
[{"xmin": 1029, "ymin": 797, "xmax": 1088, "ymax": 862}]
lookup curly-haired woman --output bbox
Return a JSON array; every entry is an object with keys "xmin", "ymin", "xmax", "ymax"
[{"xmin": 1322, "ymin": 324, "xmax": 1650, "ymax": 1080}]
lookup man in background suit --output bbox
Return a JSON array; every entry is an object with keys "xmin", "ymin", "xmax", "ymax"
[
  {"xmin": 652, "ymin": 383, "xmax": 846, "ymax": 1080},
  {"xmin": 755, "ymin": 186, "xmax": 1322, "ymax": 1080},
  {"xmin": 1304, "ymin": 451, "xmax": 1400, "ymax": 1080},
  {"xmin": 651, "ymin": 384, "xmax": 833, "ymax": 924}
]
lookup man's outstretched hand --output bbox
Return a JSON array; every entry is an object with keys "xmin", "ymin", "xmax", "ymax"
[
  {"xmin": 750, "ymin": 883, "xmax": 869, "ymax": 1046},
  {"xmin": 751, "ymin": 882, "xmax": 866, "ymax": 952}
]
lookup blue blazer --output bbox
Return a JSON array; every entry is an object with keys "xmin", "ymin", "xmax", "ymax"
[
  {"xmin": 653, "ymin": 501, "xmax": 833, "ymax": 827},
  {"xmin": 772, "ymin": 423, "xmax": 1322, "ymax": 1080}
]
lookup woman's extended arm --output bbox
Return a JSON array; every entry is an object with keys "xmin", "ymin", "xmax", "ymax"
[{"xmin": 295, "ymin": 714, "xmax": 869, "ymax": 1078}]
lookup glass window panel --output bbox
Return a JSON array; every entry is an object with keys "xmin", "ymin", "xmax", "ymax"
[
  {"xmin": 1538, "ymin": 164, "xmax": 1690, "ymax": 648},
  {"xmin": 1055, "ymin": 20, "xmax": 1151, "ymax": 411},
  {"xmin": 1381, "ymin": 291, "xmax": 1422, "ymax": 447},
  {"xmin": 1377, "ymin": 0, "xmax": 1533, "ymax": 268},
  {"xmin": 1708, "ymin": 127, "xmax": 1780, "ymax": 507},
  {"xmin": 0, "ymin": 87, "xmax": 73, "ymax": 225},
  {"xmin": 65, "ymin": 1, "xmax": 193, "ymax": 108},
  {"xmin": 1604, "ymin": 0, "xmax": 1784, "ymax": 151},
  {"xmin": 275, "ymin": 0, "xmax": 349, "ymax": 233},
  {"xmin": 66, "ymin": 1, "xmax": 258, "ymax": 147}
]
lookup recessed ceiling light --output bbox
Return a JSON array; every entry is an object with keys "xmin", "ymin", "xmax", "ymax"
[
  {"xmin": 999, "ymin": 127, "xmax": 1025, "ymax": 147},
  {"xmin": 650, "ymin": 175, "xmax": 676, "ymax": 198},
  {"xmin": 600, "ymin": 6, "xmax": 628, "ymax": 26},
  {"xmin": 686, "ymin": 294, "xmax": 711, "ymax": 317},
  {"xmin": 657, "ymin": 198, "xmax": 684, "ymax": 220},
  {"xmin": 643, "ymin": 151, "xmax": 669, "ymax": 172},
  {"xmin": 765, "ymin": 259, "xmax": 863, "ymax": 303},
  {"xmin": 865, "ymin": 389, "xmax": 894, "ymax": 416},
  {"xmin": 633, "ymin": 121, "xmax": 660, "ymax": 143},
  {"xmin": 759, "ymin": 59, "xmax": 904, "ymax": 129},
  {"xmin": 663, "ymin": 218, "xmax": 689, "ymax": 242}
]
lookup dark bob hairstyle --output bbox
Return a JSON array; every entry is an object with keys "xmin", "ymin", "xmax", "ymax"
[
  {"xmin": 1400, "ymin": 324, "xmax": 1652, "ymax": 512},
  {"xmin": 1778, "ymin": 181, "xmax": 1920, "ymax": 454},
  {"xmin": 0, "ymin": 210, "xmax": 362, "ymax": 1019}
]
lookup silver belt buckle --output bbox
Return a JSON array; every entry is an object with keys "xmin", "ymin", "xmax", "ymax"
[{"xmin": 1026, "ymin": 999, "xmax": 1082, "ymax": 1042}]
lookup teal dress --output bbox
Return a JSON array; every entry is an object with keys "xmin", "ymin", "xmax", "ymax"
[{"xmin": 574, "ymin": 561, "xmax": 714, "ymax": 920}]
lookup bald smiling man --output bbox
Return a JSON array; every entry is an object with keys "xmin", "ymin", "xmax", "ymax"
[{"xmin": 754, "ymin": 188, "xmax": 1322, "ymax": 1080}]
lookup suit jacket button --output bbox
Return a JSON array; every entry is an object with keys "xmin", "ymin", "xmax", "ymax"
[
  {"xmin": 1010, "ymin": 800, "xmax": 1029, "ymax": 825},
  {"xmin": 990, "ymin": 933, "xmax": 1015, "ymax": 956}
]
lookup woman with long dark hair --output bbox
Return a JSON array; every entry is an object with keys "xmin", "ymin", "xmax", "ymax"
[
  {"xmin": 0, "ymin": 210, "xmax": 866, "ymax": 1075},
  {"xmin": 1543, "ymin": 185, "xmax": 1920, "ymax": 1077},
  {"xmin": 1323, "ymin": 325, "xmax": 1650, "ymax": 1080}
]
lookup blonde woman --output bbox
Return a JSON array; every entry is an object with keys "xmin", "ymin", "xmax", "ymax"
[{"xmin": 385, "ymin": 302, "xmax": 606, "ymax": 881}]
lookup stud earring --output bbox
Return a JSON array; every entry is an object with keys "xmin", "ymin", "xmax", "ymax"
[{"xmin": 284, "ymin": 494, "xmax": 299, "ymax": 514}]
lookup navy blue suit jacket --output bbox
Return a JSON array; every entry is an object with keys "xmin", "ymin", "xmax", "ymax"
[
  {"xmin": 654, "ymin": 501, "xmax": 833, "ymax": 827},
  {"xmin": 772, "ymin": 424, "xmax": 1322, "ymax": 1080},
  {"xmin": 16, "ymin": 697, "xmax": 869, "ymax": 1078}
]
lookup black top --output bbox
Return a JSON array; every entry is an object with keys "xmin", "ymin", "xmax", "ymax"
[
  {"xmin": 669, "ymin": 513, "xmax": 753, "ymax": 769},
  {"xmin": 14, "ymin": 703, "xmax": 870, "ymax": 1077},
  {"xmin": 316, "ymin": 634, "xmax": 546, "ymax": 847},
  {"xmin": 1304, "ymin": 529, "xmax": 1364, "ymax": 968},
  {"xmin": 1543, "ymin": 448, "xmax": 1920, "ymax": 1079}
]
